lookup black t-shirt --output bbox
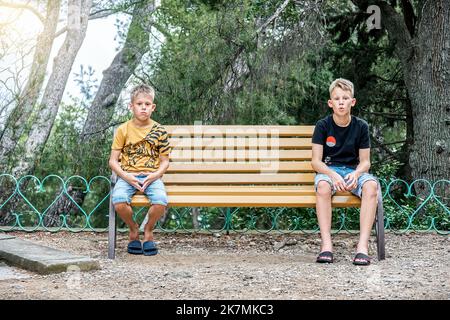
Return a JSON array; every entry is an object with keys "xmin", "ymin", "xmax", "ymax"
[{"xmin": 311, "ymin": 115, "xmax": 370, "ymax": 168}]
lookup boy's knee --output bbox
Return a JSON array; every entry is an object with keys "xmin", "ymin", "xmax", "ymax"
[
  {"xmin": 151, "ymin": 203, "xmax": 166, "ymax": 209},
  {"xmin": 362, "ymin": 180, "xmax": 378, "ymax": 198},
  {"xmin": 114, "ymin": 202, "xmax": 130, "ymax": 211},
  {"xmin": 316, "ymin": 181, "xmax": 332, "ymax": 197}
]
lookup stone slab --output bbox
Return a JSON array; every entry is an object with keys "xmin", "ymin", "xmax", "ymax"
[{"xmin": 0, "ymin": 237, "xmax": 100, "ymax": 274}]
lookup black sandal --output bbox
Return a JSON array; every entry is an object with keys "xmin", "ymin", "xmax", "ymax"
[
  {"xmin": 353, "ymin": 253, "xmax": 371, "ymax": 266},
  {"xmin": 316, "ymin": 251, "xmax": 334, "ymax": 263}
]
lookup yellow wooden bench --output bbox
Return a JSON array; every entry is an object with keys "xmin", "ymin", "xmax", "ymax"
[{"xmin": 108, "ymin": 125, "xmax": 385, "ymax": 260}]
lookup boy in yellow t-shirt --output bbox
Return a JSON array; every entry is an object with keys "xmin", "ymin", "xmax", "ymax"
[{"xmin": 109, "ymin": 84, "xmax": 171, "ymax": 256}]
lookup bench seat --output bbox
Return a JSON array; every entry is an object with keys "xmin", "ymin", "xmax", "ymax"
[{"xmin": 131, "ymin": 186, "xmax": 361, "ymax": 207}]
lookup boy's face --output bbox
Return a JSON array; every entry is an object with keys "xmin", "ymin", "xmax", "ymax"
[
  {"xmin": 129, "ymin": 93, "xmax": 156, "ymax": 122},
  {"xmin": 328, "ymin": 87, "xmax": 356, "ymax": 116}
]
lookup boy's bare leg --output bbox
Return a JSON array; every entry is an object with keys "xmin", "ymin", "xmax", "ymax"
[
  {"xmin": 316, "ymin": 181, "xmax": 333, "ymax": 252},
  {"xmin": 114, "ymin": 203, "xmax": 139, "ymax": 241},
  {"xmin": 357, "ymin": 181, "xmax": 378, "ymax": 254},
  {"xmin": 143, "ymin": 204, "xmax": 166, "ymax": 241}
]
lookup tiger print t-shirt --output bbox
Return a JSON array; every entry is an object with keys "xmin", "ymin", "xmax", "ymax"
[{"xmin": 111, "ymin": 120, "xmax": 171, "ymax": 172}]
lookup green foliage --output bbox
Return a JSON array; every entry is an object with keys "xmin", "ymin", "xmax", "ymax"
[
  {"xmin": 372, "ymin": 159, "xmax": 402, "ymax": 178},
  {"xmin": 142, "ymin": 0, "xmax": 332, "ymax": 125}
]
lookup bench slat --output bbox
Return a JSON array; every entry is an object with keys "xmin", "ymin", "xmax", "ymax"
[
  {"xmin": 167, "ymin": 162, "xmax": 313, "ymax": 173},
  {"xmin": 170, "ymin": 137, "xmax": 312, "ymax": 149},
  {"xmin": 131, "ymin": 195, "xmax": 360, "ymax": 207},
  {"xmin": 134, "ymin": 185, "xmax": 354, "ymax": 196},
  {"xmin": 166, "ymin": 125, "xmax": 315, "ymax": 137},
  {"xmin": 169, "ymin": 149, "xmax": 312, "ymax": 161},
  {"xmin": 167, "ymin": 185, "xmax": 316, "ymax": 195},
  {"xmin": 162, "ymin": 173, "xmax": 315, "ymax": 184}
]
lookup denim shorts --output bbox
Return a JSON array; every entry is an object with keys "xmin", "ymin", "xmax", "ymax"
[
  {"xmin": 112, "ymin": 175, "xmax": 168, "ymax": 206},
  {"xmin": 314, "ymin": 166, "xmax": 378, "ymax": 198}
]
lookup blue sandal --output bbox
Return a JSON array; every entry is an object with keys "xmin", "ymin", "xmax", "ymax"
[
  {"xmin": 143, "ymin": 241, "xmax": 158, "ymax": 256},
  {"xmin": 127, "ymin": 240, "xmax": 143, "ymax": 255}
]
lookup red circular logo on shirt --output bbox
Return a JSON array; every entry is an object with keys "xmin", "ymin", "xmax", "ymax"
[{"xmin": 326, "ymin": 136, "xmax": 336, "ymax": 147}]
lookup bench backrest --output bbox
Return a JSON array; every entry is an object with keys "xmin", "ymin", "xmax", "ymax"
[{"xmin": 163, "ymin": 125, "xmax": 315, "ymax": 187}]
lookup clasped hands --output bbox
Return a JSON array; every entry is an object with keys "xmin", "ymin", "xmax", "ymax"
[
  {"xmin": 330, "ymin": 171, "xmax": 360, "ymax": 192},
  {"xmin": 125, "ymin": 172, "xmax": 160, "ymax": 192}
]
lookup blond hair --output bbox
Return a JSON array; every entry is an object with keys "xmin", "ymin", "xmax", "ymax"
[
  {"xmin": 130, "ymin": 84, "xmax": 155, "ymax": 102},
  {"xmin": 329, "ymin": 78, "xmax": 354, "ymax": 97}
]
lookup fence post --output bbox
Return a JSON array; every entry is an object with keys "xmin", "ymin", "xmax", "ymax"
[{"xmin": 225, "ymin": 207, "xmax": 232, "ymax": 235}]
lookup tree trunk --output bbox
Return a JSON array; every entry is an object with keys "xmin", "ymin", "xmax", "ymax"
[
  {"xmin": 404, "ymin": 1, "xmax": 450, "ymax": 184},
  {"xmin": 0, "ymin": 0, "xmax": 61, "ymax": 172},
  {"xmin": 352, "ymin": 0, "xmax": 450, "ymax": 191},
  {"xmin": 1, "ymin": 0, "xmax": 91, "ymax": 227},
  {"xmin": 7, "ymin": 0, "xmax": 94, "ymax": 227},
  {"xmin": 191, "ymin": 208, "xmax": 200, "ymax": 229},
  {"xmin": 11, "ymin": 0, "xmax": 93, "ymax": 178},
  {"xmin": 398, "ymin": 93, "xmax": 414, "ymax": 180}
]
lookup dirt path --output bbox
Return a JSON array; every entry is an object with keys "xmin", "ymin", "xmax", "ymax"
[{"xmin": 0, "ymin": 232, "xmax": 448, "ymax": 300}]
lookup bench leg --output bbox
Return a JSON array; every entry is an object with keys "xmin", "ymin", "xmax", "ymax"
[
  {"xmin": 108, "ymin": 196, "xmax": 116, "ymax": 259},
  {"xmin": 375, "ymin": 183, "xmax": 385, "ymax": 260}
]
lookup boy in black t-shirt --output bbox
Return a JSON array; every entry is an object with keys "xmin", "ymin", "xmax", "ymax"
[{"xmin": 311, "ymin": 78, "xmax": 378, "ymax": 266}]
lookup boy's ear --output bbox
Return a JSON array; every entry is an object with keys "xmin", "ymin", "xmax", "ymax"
[
  {"xmin": 327, "ymin": 99, "xmax": 334, "ymax": 109},
  {"xmin": 351, "ymin": 98, "xmax": 357, "ymax": 106}
]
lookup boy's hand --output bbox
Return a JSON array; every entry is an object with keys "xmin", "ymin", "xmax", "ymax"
[
  {"xmin": 140, "ymin": 172, "xmax": 160, "ymax": 191},
  {"xmin": 330, "ymin": 172, "xmax": 347, "ymax": 192},
  {"xmin": 344, "ymin": 171, "xmax": 360, "ymax": 191},
  {"xmin": 124, "ymin": 173, "xmax": 144, "ymax": 192}
]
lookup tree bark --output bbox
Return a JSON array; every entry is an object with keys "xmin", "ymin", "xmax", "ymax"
[
  {"xmin": 380, "ymin": 1, "xmax": 450, "ymax": 183},
  {"xmin": 352, "ymin": 0, "xmax": 450, "ymax": 186},
  {"xmin": 398, "ymin": 92, "xmax": 414, "ymax": 180},
  {"xmin": 404, "ymin": 1, "xmax": 450, "ymax": 183},
  {"xmin": 10, "ymin": 0, "xmax": 93, "ymax": 178},
  {"xmin": 0, "ymin": 0, "xmax": 60, "ymax": 225},
  {"xmin": 0, "ymin": 0, "xmax": 61, "ymax": 171},
  {"xmin": 0, "ymin": 0, "xmax": 92, "ymax": 226}
]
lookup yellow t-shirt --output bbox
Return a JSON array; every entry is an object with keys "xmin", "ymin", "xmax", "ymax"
[{"xmin": 111, "ymin": 120, "xmax": 171, "ymax": 172}]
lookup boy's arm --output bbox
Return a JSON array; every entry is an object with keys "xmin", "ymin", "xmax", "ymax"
[
  {"xmin": 155, "ymin": 155, "xmax": 170, "ymax": 178},
  {"xmin": 311, "ymin": 143, "xmax": 347, "ymax": 192},
  {"xmin": 311, "ymin": 143, "xmax": 334, "ymax": 175},
  {"xmin": 109, "ymin": 149, "xmax": 143, "ymax": 191},
  {"xmin": 344, "ymin": 148, "xmax": 371, "ymax": 190},
  {"xmin": 355, "ymin": 148, "xmax": 371, "ymax": 174}
]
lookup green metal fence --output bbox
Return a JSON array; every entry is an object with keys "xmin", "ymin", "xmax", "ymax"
[{"xmin": 0, "ymin": 174, "xmax": 448, "ymax": 234}]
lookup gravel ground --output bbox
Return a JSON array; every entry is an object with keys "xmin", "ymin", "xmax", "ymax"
[{"xmin": 0, "ymin": 231, "xmax": 448, "ymax": 300}]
